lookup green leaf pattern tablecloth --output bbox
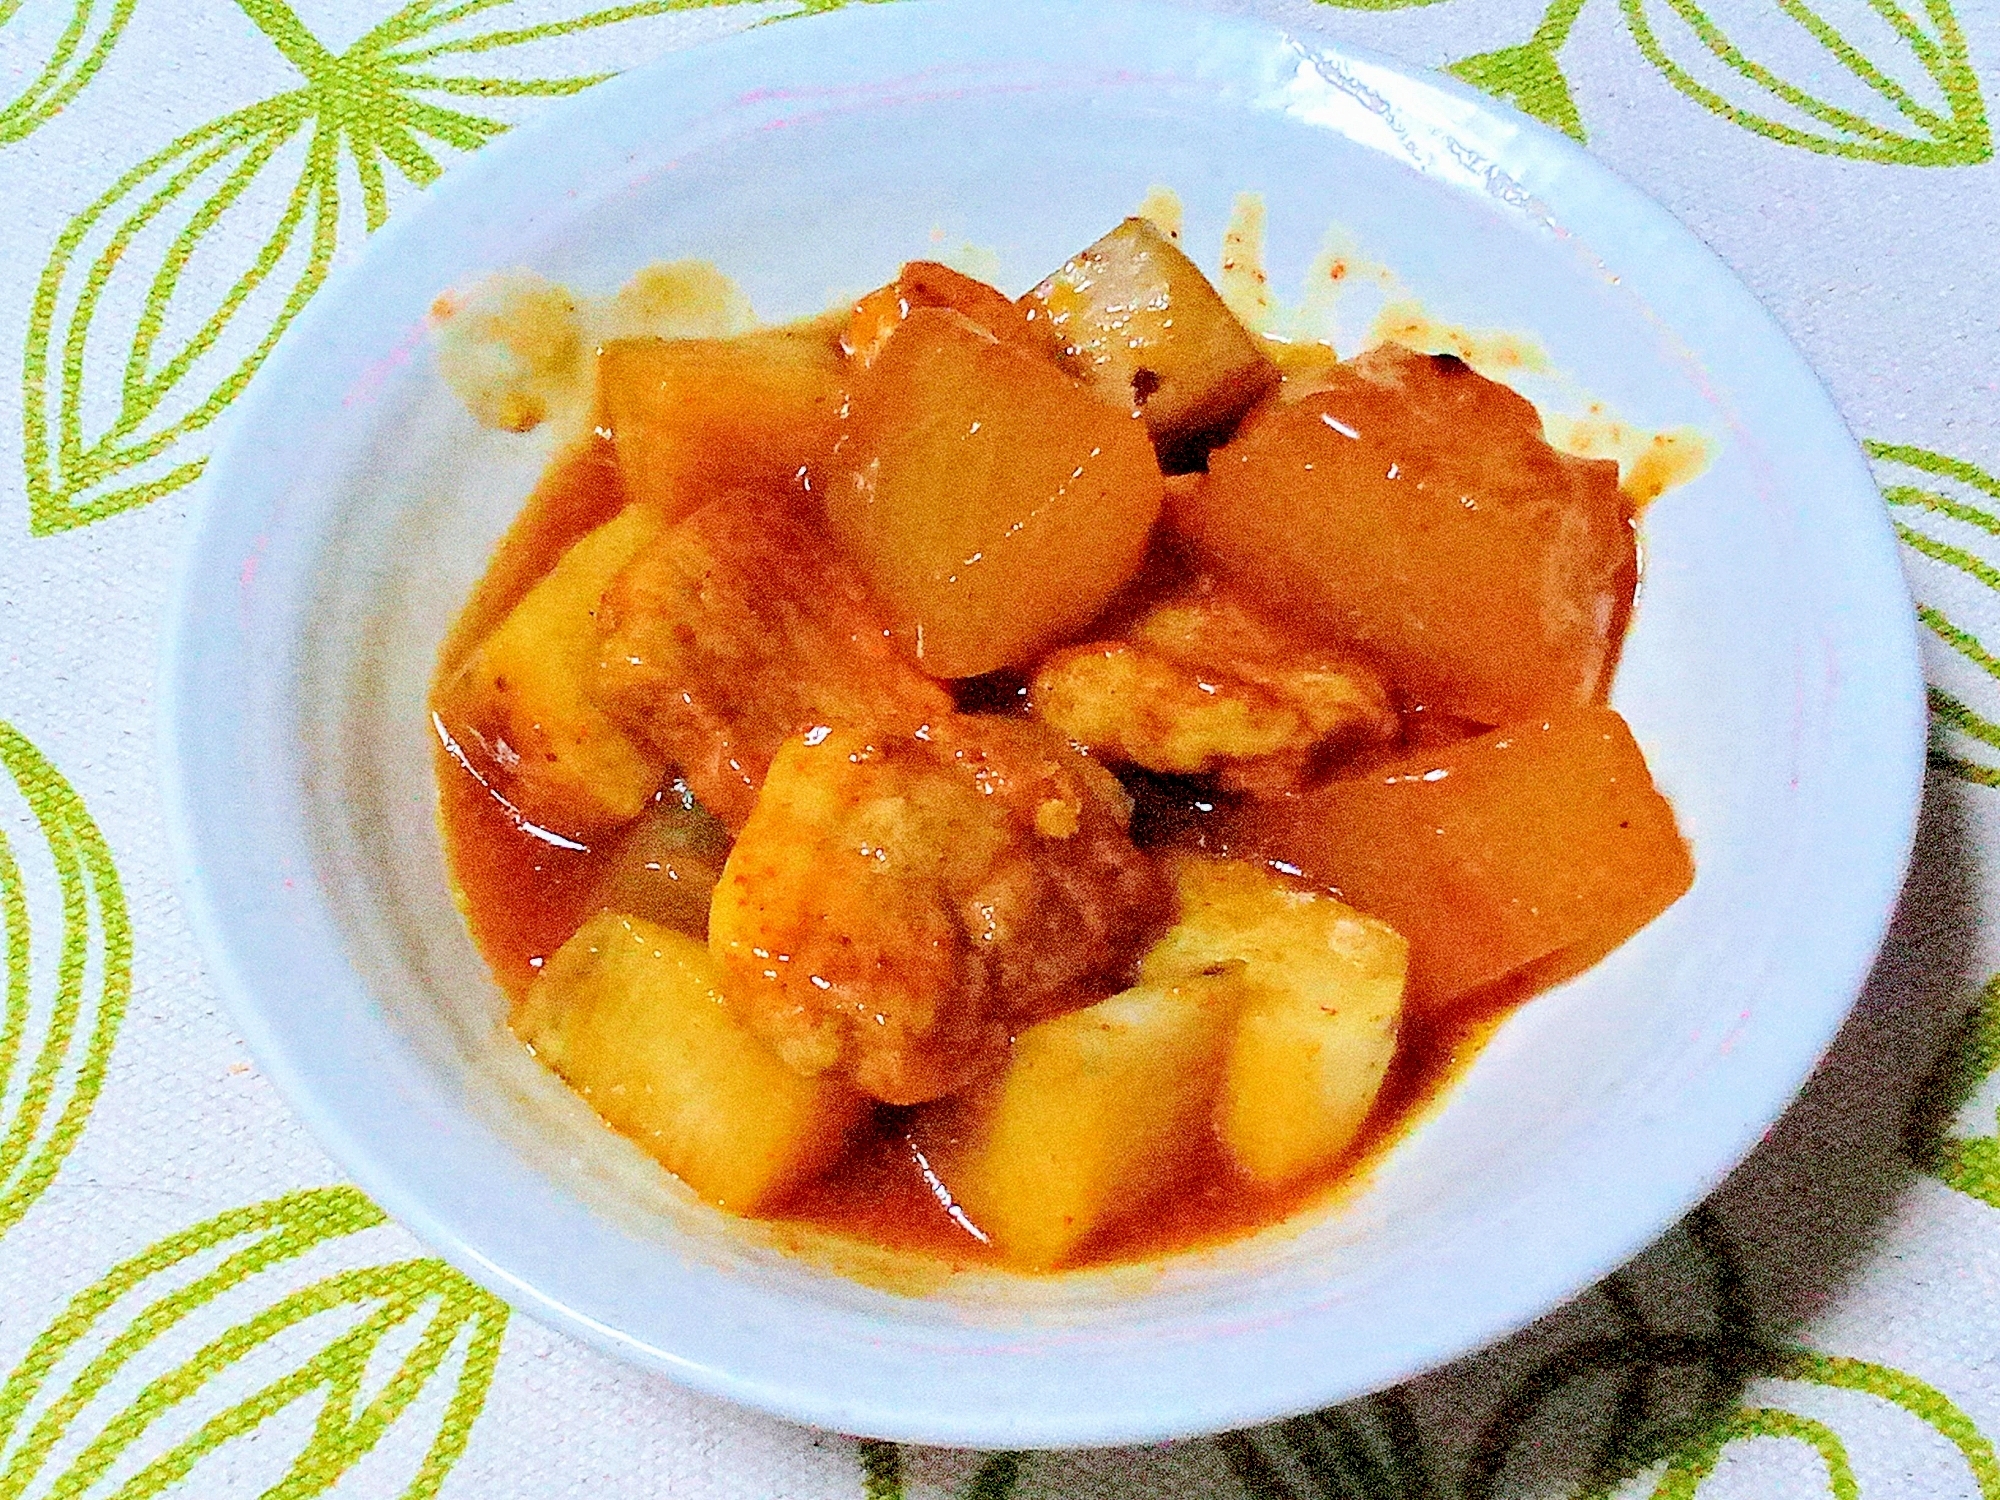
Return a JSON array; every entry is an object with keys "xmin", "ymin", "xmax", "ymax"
[{"xmin": 2, "ymin": 0, "xmax": 1997, "ymax": 1494}]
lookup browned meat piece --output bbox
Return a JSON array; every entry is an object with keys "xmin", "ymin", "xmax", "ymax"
[
  {"xmin": 1030, "ymin": 582, "xmax": 1396, "ymax": 793},
  {"xmin": 594, "ymin": 497, "xmax": 951, "ymax": 829},
  {"xmin": 709, "ymin": 715, "xmax": 1170, "ymax": 1104}
]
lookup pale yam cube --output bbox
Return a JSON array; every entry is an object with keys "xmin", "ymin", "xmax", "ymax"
[
  {"xmin": 939, "ymin": 978, "xmax": 1237, "ymax": 1269},
  {"xmin": 515, "ymin": 913, "xmax": 866, "ymax": 1212},
  {"xmin": 1144, "ymin": 858, "xmax": 1406, "ymax": 1188},
  {"xmin": 444, "ymin": 505, "xmax": 666, "ymax": 835},
  {"xmin": 1023, "ymin": 217, "xmax": 1277, "ymax": 451},
  {"xmin": 597, "ymin": 323, "xmax": 845, "ymax": 516}
]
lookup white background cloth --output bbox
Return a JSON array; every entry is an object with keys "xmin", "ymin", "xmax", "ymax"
[{"xmin": 2, "ymin": 0, "xmax": 1998, "ymax": 1494}]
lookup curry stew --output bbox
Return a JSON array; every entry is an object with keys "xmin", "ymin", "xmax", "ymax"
[{"xmin": 431, "ymin": 221, "xmax": 1693, "ymax": 1272}]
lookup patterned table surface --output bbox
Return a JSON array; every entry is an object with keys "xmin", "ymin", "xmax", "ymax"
[{"xmin": 2, "ymin": 0, "xmax": 1998, "ymax": 1495}]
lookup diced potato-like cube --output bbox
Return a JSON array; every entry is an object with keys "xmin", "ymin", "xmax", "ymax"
[
  {"xmin": 1145, "ymin": 859, "xmax": 1406, "ymax": 1187},
  {"xmin": 933, "ymin": 977, "xmax": 1238, "ymax": 1269},
  {"xmin": 443, "ymin": 505, "xmax": 665, "ymax": 836},
  {"xmin": 515, "ymin": 913, "xmax": 867, "ymax": 1212},
  {"xmin": 597, "ymin": 322, "xmax": 845, "ymax": 516},
  {"xmin": 1023, "ymin": 217, "xmax": 1278, "ymax": 451}
]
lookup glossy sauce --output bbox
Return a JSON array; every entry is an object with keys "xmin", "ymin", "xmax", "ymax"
[
  {"xmin": 434, "ymin": 316, "xmax": 1685, "ymax": 1273},
  {"xmin": 438, "ymin": 434, "xmax": 1512, "ymax": 1272},
  {"xmin": 443, "ymin": 703, "xmax": 1505, "ymax": 1268},
  {"xmin": 434, "ymin": 446, "xmax": 1508, "ymax": 1266},
  {"xmin": 436, "ymin": 441, "xmax": 631, "ymax": 994},
  {"xmin": 774, "ymin": 1004, "xmax": 1499, "ymax": 1268}
]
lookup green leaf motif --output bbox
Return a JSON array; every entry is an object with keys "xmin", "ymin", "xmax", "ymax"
[
  {"xmin": 0, "ymin": 720, "xmax": 129, "ymax": 1242},
  {"xmin": 1907, "ymin": 971, "xmax": 2000, "ymax": 1208},
  {"xmin": 1200, "ymin": 1208, "xmax": 2000, "ymax": 1500},
  {"xmin": 1643, "ymin": 1351, "xmax": 2000, "ymax": 1499},
  {"xmin": 23, "ymin": 90, "xmax": 339, "ymax": 534},
  {"xmin": 0, "ymin": 1186, "xmax": 508, "ymax": 1499},
  {"xmin": 1207, "ymin": 1216, "xmax": 1748, "ymax": 1500},
  {"xmin": 1447, "ymin": 46, "xmax": 1583, "ymax": 141},
  {"xmin": 860, "ymin": 1439, "xmax": 903, "ymax": 1500},
  {"xmin": 1621, "ymin": 0, "xmax": 1990, "ymax": 165},
  {"xmin": 961, "ymin": 1453, "xmax": 1023, "ymax": 1500},
  {"xmin": 21, "ymin": 0, "xmax": 840, "ymax": 536},
  {"xmin": 0, "ymin": 0, "xmax": 140, "ymax": 147},
  {"xmin": 1650, "ymin": 1406, "xmax": 1859, "ymax": 1499},
  {"xmin": 1868, "ymin": 441, "xmax": 2000, "ymax": 787},
  {"xmin": 856, "ymin": 1443, "xmax": 1024, "ymax": 1500},
  {"xmin": 1447, "ymin": 0, "xmax": 1589, "ymax": 141}
]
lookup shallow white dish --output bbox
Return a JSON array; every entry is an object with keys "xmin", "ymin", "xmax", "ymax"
[{"xmin": 161, "ymin": 0, "xmax": 1925, "ymax": 1449}]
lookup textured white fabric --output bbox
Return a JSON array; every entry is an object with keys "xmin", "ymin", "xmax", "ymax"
[{"xmin": 2, "ymin": 1, "xmax": 1997, "ymax": 1495}]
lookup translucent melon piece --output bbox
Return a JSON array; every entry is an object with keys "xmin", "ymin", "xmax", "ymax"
[
  {"xmin": 1230, "ymin": 706, "xmax": 1692, "ymax": 1012},
  {"xmin": 597, "ymin": 322, "xmax": 845, "ymax": 516},
  {"xmin": 828, "ymin": 306, "xmax": 1163, "ymax": 679},
  {"xmin": 1180, "ymin": 345, "xmax": 1634, "ymax": 724}
]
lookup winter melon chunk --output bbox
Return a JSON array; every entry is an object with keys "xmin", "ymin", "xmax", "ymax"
[
  {"xmin": 1227, "ymin": 707, "xmax": 1690, "ymax": 1012},
  {"xmin": 1144, "ymin": 858, "xmax": 1406, "ymax": 1188},
  {"xmin": 515, "ymin": 913, "xmax": 867, "ymax": 1212},
  {"xmin": 827, "ymin": 305, "xmax": 1164, "ymax": 679},
  {"xmin": 596, "ymin": 324, "xmax": 845, "ymax": 516}
]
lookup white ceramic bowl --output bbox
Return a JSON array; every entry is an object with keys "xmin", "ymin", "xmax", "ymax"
[{"xmin": 161, "ymin": 0, "xmax": 1925, "ymax": 1448}]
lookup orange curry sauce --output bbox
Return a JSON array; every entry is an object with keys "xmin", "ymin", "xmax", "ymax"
[
  {"xmin": 432, "ymin": 251, "xmax": 1693, "ymax": 1274},
  {"xmin": 434, "ymin": 441, "xmax": 1596, "ymax": 1271}
]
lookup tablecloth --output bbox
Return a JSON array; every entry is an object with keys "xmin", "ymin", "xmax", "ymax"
[{"xmin": 2, "ymin": 0, "xmax": 1997, "ymax": 1494}]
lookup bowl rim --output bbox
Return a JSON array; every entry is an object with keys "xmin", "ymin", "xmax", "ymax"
[{"xmin": 159, "ymin": 0, "xmax": 1928, "ymax": 1448}]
